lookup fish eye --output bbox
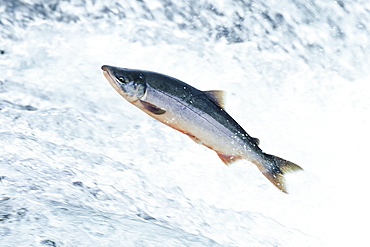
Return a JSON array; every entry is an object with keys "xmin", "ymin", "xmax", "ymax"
[{"xmin": 117, "ymin": 76, "xmax": 130, "ymax": 83}]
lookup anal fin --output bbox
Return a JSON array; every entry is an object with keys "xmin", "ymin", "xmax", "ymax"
[{"xmin": 217, "ymin": 153, "xmax": 243, "ymax": 166}]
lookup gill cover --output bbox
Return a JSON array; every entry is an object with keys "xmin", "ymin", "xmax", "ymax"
[{"xmin": 102, "ymin": 65, "xmax": 147, "ymax": 102}]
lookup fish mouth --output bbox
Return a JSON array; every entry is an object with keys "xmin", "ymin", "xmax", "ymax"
[
  {"xmin": 101, "ymin": 65, "xmax": 112, "ymax": 72},
  {"xmin": 101, "ymin": 65, "xmax": 123, "ymax": 95},
  {"xmin": 101, "ymin": 65, "xmax": 114, "ymax": 81}
]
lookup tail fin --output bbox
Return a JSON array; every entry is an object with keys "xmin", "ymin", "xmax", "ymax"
[{"xmin": 253, "ymin": 154, "xmax": 303, "ymax": 193}]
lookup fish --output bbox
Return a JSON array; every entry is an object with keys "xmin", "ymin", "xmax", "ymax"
[{"xmin": 101, "ymin": 65, "xmax": 303, "ymax": 193}]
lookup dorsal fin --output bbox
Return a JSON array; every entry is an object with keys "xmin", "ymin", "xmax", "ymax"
[{"xmin": 204, "ymin": 90, "xmax": 226, "ymax": 109}]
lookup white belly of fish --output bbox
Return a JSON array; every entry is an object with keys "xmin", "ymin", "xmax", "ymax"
[{"xmin": 138, "ymin": 87, "xmax": 248, "ymax": 158}]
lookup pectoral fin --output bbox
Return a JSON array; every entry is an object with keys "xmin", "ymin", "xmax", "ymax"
[{"xmin": 140, "ymin": 101, "xmax": 166, "ymax": 115}]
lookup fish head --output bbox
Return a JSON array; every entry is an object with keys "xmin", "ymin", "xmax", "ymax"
[{"xmin": 101, "ymin": 65, "xmax": 147, "ymax": 103}]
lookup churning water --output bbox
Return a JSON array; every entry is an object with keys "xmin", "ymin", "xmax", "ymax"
[{"xmin": 1, "ymin": 0, "xmax": 369, "ymax": 246}]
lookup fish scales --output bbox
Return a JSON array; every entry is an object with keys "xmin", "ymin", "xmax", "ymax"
[{"xmin": 102, "ymin": 65, "xmax": 303, "ymax": 192}]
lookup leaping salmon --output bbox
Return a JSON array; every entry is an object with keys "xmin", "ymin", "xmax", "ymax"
[{"xmin": 101, "ymin": 65, "xmax": 303, "ymax": 193}]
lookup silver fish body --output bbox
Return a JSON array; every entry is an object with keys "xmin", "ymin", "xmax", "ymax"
[{"xmin": 102, "ymin": 65, "xmax": 302, "ymax": 192}]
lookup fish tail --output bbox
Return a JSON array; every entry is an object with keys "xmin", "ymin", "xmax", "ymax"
[{"xmin": 253, "ymin": 154, "xmax": 303, "ymax": 193}]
